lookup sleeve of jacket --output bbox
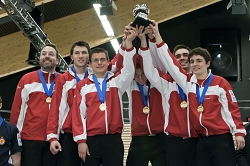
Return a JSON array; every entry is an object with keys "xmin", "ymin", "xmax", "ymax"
[
  {"xmin": 156, "ymin": 41, "xmax": 189, "ymax": 93},
  {"xmin": 10, "ymin": 124, "xmax": 22, "ymax": 155},
  {"xmin": 10, "ymin": 76, "xmax": 26, "ymax": 127},
  {"xmin": 115, "ymin": 46, "xmax": 135, "ymax": 93},
  {"xmin": 139, "ymin": 47, "xmax": 171, "ymax": 96},
  {"xmin": 236, "ymin": 123, "xmax": 250, "ymax": 166},
  {"xmin": 108, "ymin": 45, "xmax": 125, "ymax": 73},
  {"xmin": 72, "ymin": 83, "xmax": 87, "ymax": 143},
  {"xmin": 220, "ymin": 77, "xmax": 246, "ymax": 136},
  {"xmin": 46, "ymin": 74, "xmax": 65, "ymax": 142},
  {"xmin": 148, "ymin": 38, "xmax": 167, "ymax": 73}
]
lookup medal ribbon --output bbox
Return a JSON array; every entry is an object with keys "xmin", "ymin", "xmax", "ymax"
[
  {"xmin": 71, "ymin": 66, "xmax": 88, "ymax": 83},
  {"xmin": 137, "ymin": 83, "xmax": 150, "ymax": 107},
  {"xmin": 196, "ymin": 73, "xmax": 213, "ymax": 105},
  {"xmin": 38, "ymin": 69, "xmax": 57, "ymax": 97},
  {"xmin": 177, "ymin": 84, "xmax": 186, "ymax": 101},
  {"xmin": 0, "ymin": 116, "xmax": 3, "ymax": 126},
  {"xmin": 93, "ymin": 73, "xmax": 108, "ymax": 103}
]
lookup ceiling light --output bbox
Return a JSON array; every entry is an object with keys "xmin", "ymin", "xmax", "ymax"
[
  {"xmin": 93, "ymin": 3, "xmax": 114, "ymax": 36},
  {"xmin": 110, "ymin": 38, "xmax": 120, "ymax": 53}
]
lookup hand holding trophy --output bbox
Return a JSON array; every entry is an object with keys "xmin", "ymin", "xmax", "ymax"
[{"xmin": 131, "ymin": 4, "xmax": 152, "ymax": 27}]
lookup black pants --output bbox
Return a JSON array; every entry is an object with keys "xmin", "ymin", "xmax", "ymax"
[
  {"xmin": 21, "ymin": 140, "xmax": 57, "ymax": 166},
  {"xmin": 166, "ymin": 135, "xmax": 197, "ymax": 166},
  {"xmin": 197, "ymin": 132, "xmax": 236, "ymax": 166},
  {"xmin": 83, "ymin": 133, "xmax": 124, "ymax": 166},
  {"xmin": 57, "ymin": 132, "xmax": 81, "ymax": 166},
  {"xmin": 126, "ymin": 132, "xmax": 167, "ymax": 166}
]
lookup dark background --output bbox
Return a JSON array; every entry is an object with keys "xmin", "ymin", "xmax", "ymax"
[{"xmin": 1, "ymin": 0, "xmax": 250, "ymax": 121}]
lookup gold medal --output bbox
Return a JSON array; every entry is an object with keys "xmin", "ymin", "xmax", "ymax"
[
  {"xmin": 0, "ymin": 136, "xmax": 5, "ymax": 145},
  {"xmin": 180, "ymin": 101, "xmax": 188, "ymax": 109},
  {"xmin": 99, "ymin": 103, "xmax": 107, "ymax": 111},
  {"xmin": 143, "ymin": 106, "xmax": 150, "ymax": 114},
  {"xmin": 197, "ymin": 105, "xmax": 204, "ymax": 113},
  {"xmin": 46, "ymin": 97, "xmax": 52, "ymax": 104}
]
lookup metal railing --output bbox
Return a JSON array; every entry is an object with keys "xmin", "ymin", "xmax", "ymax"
[{"xmin": 0, "ymin": 0, "xmax": 69, "ymax": 72}]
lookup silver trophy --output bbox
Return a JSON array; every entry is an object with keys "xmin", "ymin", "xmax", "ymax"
[{"xmin": 131, "ymin": 4, "xmax": 151, "ymax": 27}]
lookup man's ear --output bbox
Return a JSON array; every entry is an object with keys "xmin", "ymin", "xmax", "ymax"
[{"xmin": 206, "ymin": 61, "xmax": 211, "ymax": 68}]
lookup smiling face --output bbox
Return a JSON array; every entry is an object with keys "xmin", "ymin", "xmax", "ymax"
[
  {"xmin": 39, "ymin": 46, "xmax": 59, "ymax": 73},
  {"xmin": 71, "ymin": 46, "xmax": 89, "ymax": 68},
  {"xmin": 190, "ymin": 54, "xmax": 210, "ymax": 78},
  {"xmin": 89, "ymin": 52, "xmax": 109, "ymax": 78},
  {"xmin": 174, "ymin": 48, "xmax": 190, "ymax": 72}
]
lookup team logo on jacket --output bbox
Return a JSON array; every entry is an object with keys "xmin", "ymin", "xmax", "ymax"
[
  {"xmin": 0, "ymin": 136, "xmax": 5, "ymax": 145},
  {"xmin": 229, "ymin": 90, "xmax": 237, "ymax": 102}
]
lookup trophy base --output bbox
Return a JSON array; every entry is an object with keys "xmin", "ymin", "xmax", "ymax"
[{"xmin": 131, "ymin": 17, "xmax": 152, "ymax": 27}]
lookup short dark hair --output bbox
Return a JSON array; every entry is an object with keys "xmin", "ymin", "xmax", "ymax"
[
  {"xmin": 40, "ymin": 43, "xmax": 60, "ymax": 59},
  {"xmin": 188, "ymin": 47, "xmax": 211, "ymax": 63},
  {"xmin": 136, "ymin": 57, "xmax": 141, "ymax": 69},
  {"xmin": 0, "ymin": 96, "xmax": 2, "ymax": 103},
  {"xmin": 70, "ymin": 41, "xmax": 90, "ymax": 55},
  {"xmin": 89, "ymin": 48, "xmax": 109, "ymax": 62},
  {"xmin": 173, "ymin": 44, "xmax": 191, "ymax": 55}
]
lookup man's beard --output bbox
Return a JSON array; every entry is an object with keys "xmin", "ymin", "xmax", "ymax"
[{"xmin": 40, "ymin": 61, "xmax": 57, "ymax": 71}]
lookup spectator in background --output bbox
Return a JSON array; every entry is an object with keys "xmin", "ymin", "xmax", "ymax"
[
  {"xmin": 10, "ymin": 43, "xmax": 60, "ymax": 166},
  {"xmin": 0, "ymin": 96, "xmax": 22, "ymax": 166}
]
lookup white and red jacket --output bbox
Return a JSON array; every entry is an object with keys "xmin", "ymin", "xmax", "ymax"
[
  {"xmin": 154, "ymin": 41, "xmax": 246, "ymax": 137},
  {"xmin": 46, "ymin": 48, "xmax": 124, "ymax": 142},
  {"xmin": 10, "ymin": 70, "xmax": 60, "ymax": 141},
  {"xmin": 126, "ymin": 78, "xmax": 165, "ymax": 136},
  {"xmin": 72, "ymin": 47, "xmax": 135, "ymax": 143},
  {"xmin": 140, "ymin": 47, "xmax": 197, "ymax": 138},
  {"xmin": 118, "ymin": 45, "xmax": 165, "ymax": 136}
]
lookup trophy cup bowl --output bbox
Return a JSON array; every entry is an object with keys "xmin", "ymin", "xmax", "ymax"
[{"xmin": 131, "ymin": 4, "xmax": 152, "ymax": 27}]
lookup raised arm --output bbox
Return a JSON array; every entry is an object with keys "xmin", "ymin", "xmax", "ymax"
[
  {"xmin": 115, "ymin": 26, "xmax": 137, "ymax": 93},
  {"xmin": 137, "ymin": 26, "xmax": 172, "ymax": 97},
  {"xmin": 144, "ymin": 26, "xmax": 167, "ymax": 73},
  {"xmin": 149, "ymin": 20, "xmax": 189, "ymax": 91}
]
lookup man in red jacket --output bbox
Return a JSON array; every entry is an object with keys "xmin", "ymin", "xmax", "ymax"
[
  {"xmin": 147, "ymin": 19, "xmax": 245, "ymax": 166},
  {"xmin": 72, "ymin": 28, "xmax": 136, "ymax": 166},
  {"xmin": 10, "ymin": 43, "xmax": 60, "ymax": 166},
  {"xmin": 142, "ymin": 23, "xmax": 198, "ymax": 165},
  {"xmin": 47, "ymin": 41, "xmax": 91, "ymax": 166}
]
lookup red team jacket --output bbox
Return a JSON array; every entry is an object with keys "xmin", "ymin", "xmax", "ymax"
[
  {"xmin": 72, "ymin": 47, "xmax": 135, "ymax": 143},
  {"xmin": 10, "ymin": 70, "xmax": 60, "ymax": 141},
  {"xmin": 126, "ymin": 79, "xmax": 165, "ymax": 136},
  {"xmin": 152, "ymin": 41, "xmax": 245, "ymax": 137}
]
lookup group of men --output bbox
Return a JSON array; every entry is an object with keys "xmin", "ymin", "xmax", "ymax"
[{"xmin": 1, "ymin": 19, "xmax": 249, "ymax": 166}]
